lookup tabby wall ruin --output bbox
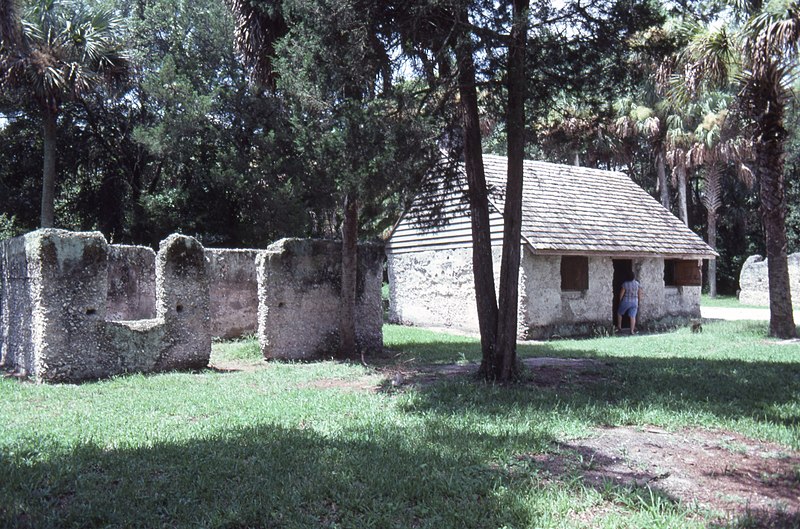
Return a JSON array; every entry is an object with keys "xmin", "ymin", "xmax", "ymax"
[
  {"xmin": 0, "ymin": 229, "xmax": 210, "ymax": 382},
  {"xmin": 0, "ymin": 231, "xmax": 385, "ymax": 382},
  {"xmin": 739, "ymin": 253, "xmax": 800, "ymax": 306}
]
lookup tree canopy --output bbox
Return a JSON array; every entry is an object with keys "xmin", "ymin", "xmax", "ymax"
[{"xmin": 0, "ymin": 0, "xmax": 798, "ymax": 330}]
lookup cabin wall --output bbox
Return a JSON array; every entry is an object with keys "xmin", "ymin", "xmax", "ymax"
[
  {"xmin": 388, "ymin": 247, "xmax": 489, "ymax": 332},
  {"xmin": 388, "ymin": 248, "xmax": 702, "ymax": 339},
  {"xmin": 637, "ymin": 257, "xmax": 701, "ymax": 324},
  {"xmin": 520, "ymin": 254, "xmax": 613, "ymax": 339}
]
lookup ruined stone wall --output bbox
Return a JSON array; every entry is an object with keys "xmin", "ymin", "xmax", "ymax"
[
  {"xmin": 107, "ymin": 245, "xmax": 156, "ymax": 320},
  {"xmin": 0, "ymin": 230, "xmax": 210, "ymax": 382},
  {"xmin": 205, "ymin": 249, "xmax": 262, "ymax": 339},
  {"xmin": 258, "ymin": 238, "xmax": 383, "ymax": 359},
  {"xmin": 739, "ymin": 253, "xmax": 800, "ymax": 306},
  {"xmin": 1, "ymin": 235, "xmax": 36, "ymax": 375},
  {"xmin": 105, "ymin": 246, "xmax": 262, "ymax": 339}
]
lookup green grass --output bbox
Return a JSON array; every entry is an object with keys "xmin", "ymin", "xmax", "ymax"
[
  {"xmin": 2, "ymin": 321, "xmax": 799, "ymax": 528},
  {"xmin": 701, "ymin": 294, "xmax": 765, "ymax": 309}
]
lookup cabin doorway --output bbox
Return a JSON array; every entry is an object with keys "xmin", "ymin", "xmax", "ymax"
[{"xmin": 612, "ymin": 259, "xmax": 633, "ymax": 327}]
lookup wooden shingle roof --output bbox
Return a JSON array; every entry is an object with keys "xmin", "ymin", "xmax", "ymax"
[
  {"xmin": 483, "ymin": 155, "xmax": 717, "ymax": 258},
  {"xmin": 387, "ymin": 155, "xmax": 717, "ymax": 259}
]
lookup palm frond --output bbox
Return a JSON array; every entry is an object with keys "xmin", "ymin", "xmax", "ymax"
[
  {"xmin": 681, "ymin": 25, "xmax": 739, "ymax": 95},
  {"xmin": 747, "ymin": 0, "xmax": 800, "ymax": 56},
  {"xmin": 2, "ymin": 0, "xmax": 130, "ymax": 109}
]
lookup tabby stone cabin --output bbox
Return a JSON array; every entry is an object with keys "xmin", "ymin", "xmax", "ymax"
[{"xmin": 386, "ymin": 154, "xmax": 717, "ymax": 339}]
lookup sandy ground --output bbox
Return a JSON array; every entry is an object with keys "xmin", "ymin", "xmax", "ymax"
[{"xmin": 700, "ymin": 305, "xmax": 800, "ymax": 321}]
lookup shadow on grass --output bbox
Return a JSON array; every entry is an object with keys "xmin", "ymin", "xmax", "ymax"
[
  {"xmin": 388, "ymin": 345, "xmax": 800, "ymax": 436},
  {"xmin": 1, "ymin": 422, "xmax": 555, "ymax": 529}
]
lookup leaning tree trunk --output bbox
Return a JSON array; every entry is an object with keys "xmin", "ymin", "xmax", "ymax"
[
  {"xmin": 339, "ymin": 193, "xmax": 359, "ymax": 358},
  {"xmin": 0, "ymin": 0, "xmax": 22, "ymax": 48},
  {"xmin": 754, "ymin": 86, "xmax": 797, "ymax": 338},
  {"xmin": 492, "ymin": 0, "xmax": 528, "ymax": 383},
  {"xmin": 454, "ymin": 18, "xmax": 498, "ymax": 368},
  {"xmin": 40, "ymin": 106, "xmax": 58, "ymax": 228}
]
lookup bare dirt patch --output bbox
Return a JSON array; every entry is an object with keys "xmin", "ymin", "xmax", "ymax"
[
  {"xmin": 531, "ymin": 426, "xmax": 800, "ymax": 524},
  {"xmin": 208, "ymin": 358, "xmax": 268, "ymax": 373},
  {"xmin": 374, "ymin": 357, "xmax": 800, "ymax": 524},
  {"xmin": 208, "ymin": 353, "xmax": 800, "ymax": 524}
]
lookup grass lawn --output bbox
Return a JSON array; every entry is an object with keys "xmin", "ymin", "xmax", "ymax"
[
  {"xmin": 700, "ymin": 294, "xmax": 765, "ymax": 309},
  {"xmin": 2, "ymin": 320, "xmax": 799, "ymax": 528}
]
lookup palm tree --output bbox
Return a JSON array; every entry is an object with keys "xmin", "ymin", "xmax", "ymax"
[
  {"xmin": 677, "ymin": 0, "xmax": 800, "ymax": 338},
  {"xmin": 615, "ymin": 98, "xmax": 673, "ymax": 210},
  {"xmin": 664, "ymin": 112, "xmax": 694, "ymax": 225},
  {"xmin": 0, "ymin": 0, "xmax": 129, "ymax": 228},
  {"xmin": 687, "ymin": 96, "xmax": 753, "ymax": 297}
]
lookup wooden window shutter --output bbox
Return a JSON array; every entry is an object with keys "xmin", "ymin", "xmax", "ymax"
[
  {"xmin": 561, "ymin": 256, "xmax": 589, "ymax": 291},
  {"xmin": 673, "ymin": 260, "xmax": 701, "ymax": 286}
]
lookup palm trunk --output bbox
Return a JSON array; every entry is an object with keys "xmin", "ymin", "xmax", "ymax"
[
  {"xmin": 339, "ymin": 193, "xmax": 358, "ymax": 358},
  {"xmin": 40, "ymin": 107, "xmax": 57, "ymax": 228},
  {"xmin": 656, "ymin": 149, "xmax": 670, "ymax": 210},
  {"xmin": 676, "ymin": 164, "xmax": 688, "ymax": 226},
  {"xmin": 755, "ymin": 89, "xmax": 796, "ymax": 338},
  {"xmin": 493, "ymin": 0, "xmax": 528, "ymax": 383},
  {"xmin": 707, "ymin": 210, "xmax": 718, "ymax": 298},
  {"xmin": 455, "ymin": 18, "xmax": 498, "ymax": 367},
  {"xmin": 0, "ymin": 0, "xmax": 21, "ymax": 48}
]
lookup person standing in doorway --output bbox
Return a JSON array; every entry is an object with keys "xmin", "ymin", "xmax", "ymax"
[{"xmin": 617, "ymin": 272, "xmax": 643, "ymax": 334}]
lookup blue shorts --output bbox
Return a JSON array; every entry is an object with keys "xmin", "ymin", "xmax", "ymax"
[{"xmin": 618, "ymin": 300, "xmax": 638, "ymax": 318}]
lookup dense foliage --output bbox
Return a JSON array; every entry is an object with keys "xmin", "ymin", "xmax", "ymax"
[{"xmin": 0, "ymin": 0, "xmax": 798, "ymax": 296}]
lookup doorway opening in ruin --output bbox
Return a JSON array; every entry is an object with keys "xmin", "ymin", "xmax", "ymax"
[{"xmin": 612, "ymin": 259, "xmax": 633, "ymax": 328}]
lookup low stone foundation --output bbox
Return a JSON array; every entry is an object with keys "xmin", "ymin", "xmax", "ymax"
[
  {"xmin": 257, "ymin": 238, "xmax": 384, "ymax": 359},
  {"xmin": 739, "ymin": 253, "xmax": 800, "ymax": 306},
  {"xmin": 0, "ymin": 230, "xmax": 210, "ymax": 383}
]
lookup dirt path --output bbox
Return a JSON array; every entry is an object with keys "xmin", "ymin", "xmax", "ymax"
[{"xmin": 347, "ymin": 357, "xmax": 800, "ymax": 525}]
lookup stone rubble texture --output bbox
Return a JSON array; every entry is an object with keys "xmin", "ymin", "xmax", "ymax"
[
  {"xmin": 107, "ymin": 244, "xmax": 157, "ymax": 320},
  {"xmin": 0, "ymin": 229, "xmax": 210, "ymax": 382},
  {"xmin": 258, "ymin": 238, "xmax": 384, "ymax": 359},
  {"xmin": 105, "ymin": 246, "xmax": 264, "ymax": 340},
  {"xmin": 739, "ymin": 253, "xmax": 800, "ymax": 306},
  {"xmin": 2, "ymin": 231, "xmax": 386, "ymax": 382}
]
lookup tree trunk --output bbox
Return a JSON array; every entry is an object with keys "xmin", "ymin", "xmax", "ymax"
[
  {"xmin": 755, "ymin": 87, "xmax": 796, "ymax": 338},
  {"xmin": 676, "ymin": 164, "xmax": 688, "ymax": 226},
  {"xmin": 339, "ymin": 193, "xmax": 359, "ymax": 358},
  {"xmin": 492, "ymin": 0, "xmax": 528, "ymax": 383},
  {"xmin": 454, "ymin": 17, "xmax": 498, "ymax": 367},
  {"xmin": 656, "ymin": 149, "xmax": 670, "ymax": 210},
  {"xmin": 0, "ymin": 0, "xmax": 22, "ymax": 48},
  {"xmin": 40, "ymin": 106, "xmax": 57, "ymax": 228},
  {"xmin": 707, "ymin": 209, "xmax": 718, "ymax": 298}
]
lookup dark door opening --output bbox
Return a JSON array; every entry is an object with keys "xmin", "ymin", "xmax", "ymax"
[{"xmin": 612, "ymin": 259, "xmax": 633, "ymax": 327}]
